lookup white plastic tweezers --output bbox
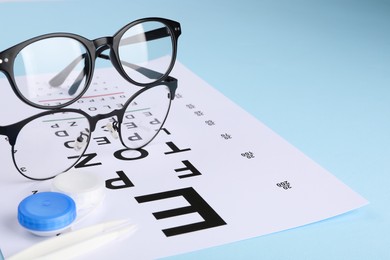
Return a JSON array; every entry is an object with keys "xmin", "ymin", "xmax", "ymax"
[{"xmin": 8, "ymin": 219, "xmax": 136, "ymax": 260}]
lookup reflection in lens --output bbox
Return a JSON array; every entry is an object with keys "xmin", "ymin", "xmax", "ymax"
[
  {"xmin": 13, "ymin": 37, "xmax": 90, "ymax": 108},
  {"xmin": 120, "ymin": 84, "xmax": 171, "ymax": 149},
  {"xmin": 12, "ymin": 112, "xmax": 90, "ymax": 180},
  {"xmin": 118, "ymin": 21, "xmax": 173, "ymax": 84}
]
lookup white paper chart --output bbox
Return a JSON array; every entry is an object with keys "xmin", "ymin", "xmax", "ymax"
[{"xmin": 0, "ymin": 60, "xmax": 368, "ymax": 259}]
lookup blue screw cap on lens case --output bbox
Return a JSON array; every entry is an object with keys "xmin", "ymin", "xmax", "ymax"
[{"xmin": 18, "ymin": 192, "xmax": 76, "ymax": 235}]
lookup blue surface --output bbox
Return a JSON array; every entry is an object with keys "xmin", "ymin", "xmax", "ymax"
[{"xmin": 0, "ymin": 0, "xmax": 389, "ymax": 259}]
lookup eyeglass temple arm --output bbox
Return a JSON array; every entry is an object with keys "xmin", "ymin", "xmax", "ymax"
[
  {"xmin": 68, "ymin": 60, "xmax": 178, "ymax": 101},
  {"xmin": 48, "ymin": 51, "xmax": 165, "ymax": 86},
  {"xmin": 67, "ymin": 57, "xmax": 91, "ymax": 96},
  {"xmin": 164, "ymin": 75, "xmax": 178, "ymax": 100},
  {"xmin": 48, "ymin": 54, "xmax": 85, "ymax": 88},
  {"xmin": 58, "ymin": 52, "xmax": 167, "ymax": 96},
  {"xmin": 48, "ymin": 53, "xmax": 90, "ymax": 96},
  {"xmin": 119, "ymin": 27, "xmax": 171, "ymax": 46},
  {"xmin": 99, "ymin": 53, "xmax": 165, "ymax": 79}
]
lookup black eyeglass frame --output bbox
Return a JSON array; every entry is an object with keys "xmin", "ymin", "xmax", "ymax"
[
  {"xmin": 0, "ymin": 17, "xmax": 181, "ymax": 109},
  {"xmin": 0, "ymin": 76, "xmax": 177, "ymax": 181}
]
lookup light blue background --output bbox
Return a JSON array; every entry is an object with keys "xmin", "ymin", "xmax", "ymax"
[{"xmin": 0, "ymin": 0, "xmax": 389, "ymax": 259}]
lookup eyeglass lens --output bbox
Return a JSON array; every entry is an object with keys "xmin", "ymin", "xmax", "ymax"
[
  {"xmin": 118, "ymin": 21, "xmax": 173, "ymax": 84},
  {"xmin": 120, "ymin": 83, "xmax": 171, "ymax": 149},
  {"xmin": 13, "ymin": 37, "xmax": 90, "ymax": 107},
  {"xmin": 12, "ymin": 111, "xmax": 91, "ymax": 180}
]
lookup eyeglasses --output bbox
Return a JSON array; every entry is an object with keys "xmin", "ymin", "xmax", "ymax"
[
  {"xmin": 0, "ymin": 77, "xmax": 177, "ymax": 180},
  {"xmin": 0, "ymin": 17, "xmax": 181, "ymax": 109}
]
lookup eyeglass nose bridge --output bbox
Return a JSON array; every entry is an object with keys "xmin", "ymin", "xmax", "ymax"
[
  {"xmin": 91, "ymin": 110, "xmax": 123, "ymax": 142},
  {"xmin": 93, "ymin": 36, "xmax": 115, "ymax": 60},
  {"xmin": 89, "ymin": 108, "xmax": 124, "ymax": 131},
  {"xmin": 93, "ymin": 36, "xmax": 114, "ymax": 50},
  {"xmin": 92, "ymin": 36, "xmax": 126, "ymax": 79}
]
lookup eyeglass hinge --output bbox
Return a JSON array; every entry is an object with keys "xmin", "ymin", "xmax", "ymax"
[{"xmin": 0, "ymin": 58, "xmax": 9, "ymax": 64}]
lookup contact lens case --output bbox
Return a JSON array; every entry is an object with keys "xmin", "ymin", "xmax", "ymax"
[{"xmin": 17, "ymin": 192, "xmax": 76, "ymax": 236}]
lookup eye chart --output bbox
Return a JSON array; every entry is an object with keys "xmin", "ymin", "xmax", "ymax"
[{"xmin": 0, "ymin": 60, "xmax": 368, "ymax": 259}]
